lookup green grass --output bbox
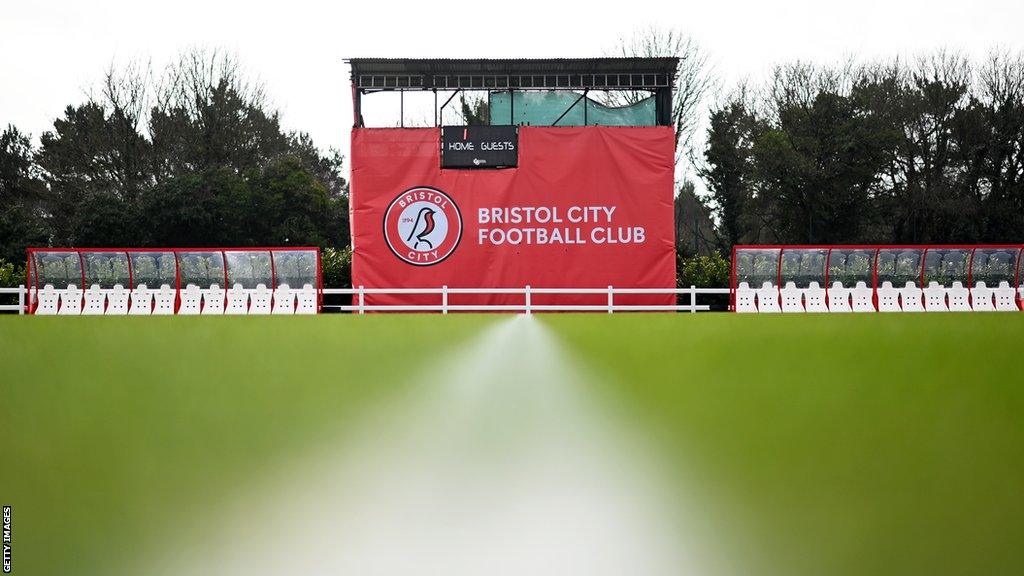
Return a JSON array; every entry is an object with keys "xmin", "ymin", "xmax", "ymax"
[
  {"xmin": 0, "ymin": 315, "xmax": 498, "ymax": 576},
  {"xmin": 2, "ymin": 313, "xmax": 1023, "ymax": 576},
  {"xmin": 548, "ymin": 313, "xmax": 1024, "ymax": 576}
]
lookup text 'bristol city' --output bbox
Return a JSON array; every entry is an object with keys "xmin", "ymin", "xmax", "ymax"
[{"xmin": 477, "ymin": 205, "xmax": 647, "ymax": 246}]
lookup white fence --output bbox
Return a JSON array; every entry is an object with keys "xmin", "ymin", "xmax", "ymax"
[
  {"xmin": 0, "ymin": 286, "xmax": 26, "ymax": 314},
  {"xmin": 322, "ymin": 286, "xmax": 731, "ymax": 313},
  {"xmin": 0, "ymin": 285, "xmax": 731, "ymax": 314}
]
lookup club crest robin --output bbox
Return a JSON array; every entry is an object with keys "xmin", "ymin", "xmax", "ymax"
[{"xmin": 383, "ymin": 187, "xmax": 462, "ymax": 266}]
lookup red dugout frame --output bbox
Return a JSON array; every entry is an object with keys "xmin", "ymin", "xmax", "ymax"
[
  {"xmin": 25, "ymin": 246, "xmax": 322, "ymax": 314},
  {"xmin": 731, "ymin": 244, "xmax": 1024, "ymax": 311}
]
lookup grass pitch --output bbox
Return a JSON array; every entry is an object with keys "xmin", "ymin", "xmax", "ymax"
[
  {"xmin": 2, "ymin": 313, "xmax": 1023, "ymax": 575},
  {"xmin": 551, "ymin": 313, "xmax": 1024, "ymax": 576},
  {"xmin": 0, "ymin": 315, "xmax": 498, "ymax": 576}
]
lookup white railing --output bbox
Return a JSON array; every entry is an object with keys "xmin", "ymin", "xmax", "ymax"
[
  {"xmin": 0, "ymin": 285, "xmax": 732, "ymax": 314},
  {"xmin": 321, "ymin": 286, "xmax": 730, "ymax": 314},
  {"xmin": 0, "ymin": 286, "xmax": 26, "ymax": 314}
]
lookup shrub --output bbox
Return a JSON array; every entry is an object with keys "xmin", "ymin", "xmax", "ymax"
[
  {"xmin": 321, "ymin": 246, "xmax": 351, "ymax": 288},
  {"xmin": 677, "ymin": 250, "xmax": 731, "ymax": 310},
  {"xmin": 321, "ymin": 246, "xmax": 352, "ymax": 309},
  {"xmin": 677, "ymin": 251, "xmax": 730, "ymax": 288},
  {"xmin": 0, "ymin": 258, "xmax": 26, "ymax": 289},
  {"xmin": 0, "ymin": 258, "xmax": 27, "ymax": 307}
]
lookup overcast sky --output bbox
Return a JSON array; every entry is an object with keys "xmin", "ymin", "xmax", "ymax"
[{"xmin": 4, "ymin": 0, "xmax": 1024, "ymax": 164}]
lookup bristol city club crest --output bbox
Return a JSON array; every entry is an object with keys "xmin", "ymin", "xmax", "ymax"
[{"xmin": 383, "ymin": 186, "xmax": 463, "ymax": 266}]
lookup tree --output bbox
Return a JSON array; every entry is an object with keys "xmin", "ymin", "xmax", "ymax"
[
  {"xmin": 456, "ymin": 94, "xmax": 490, "ymax": 126},
  {"xmin": 882, "ymin": 53, "xmax": 978, "ymax": 243},
  {"xmin": 674, "ymin": 179, "xmax": 718, "ymax": 257},
  {"xmin": 28, "ymin": 49, "xmax": 351, "ymax": 252},
  {"xmin": 606, "ymin": 26, "xmax": 714, "ymax": 168},
  {"xmin": 700, "ymin": 51, "xmax": 1024, "ymax": 247},
  {"xmin": 0, "ymin": 125, "xmax": 48, "ymax": 263},
  {"xmin": 250, "ymin": 155, "xmax": 340, "ymax": 247},
  {"xmin": 150, "ymin": 49, "xmax": 291, "ymax": 177},
  {"xmin": 136, "ymin": 168, "xmax": 250, "ymax": 246},
  {"xmin": 976, "ymin": 50, "xmax": 1024, "ymax": 241},
  {"xmin": 701, "ymin": 95, "xmax": 758, "ymax": 248},
  {"xmin": 36, "ymin": 99, "xmax": 154, "ymax": 246},
  {"xmin": 749, "ymin": 64, "xmax": 892, "ymax": 244}
]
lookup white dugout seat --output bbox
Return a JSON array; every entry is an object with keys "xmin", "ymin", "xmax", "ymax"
[
  {"xmin": 877, "ymin": 282, "xmax": 900, "ymax": 312},
  {"xmin": 249, "ymin": 284, "xmax": 272, "ymax": 315},
  {"xmin": 106, "ymin": 284, "xmax": 130, "ymax": 315},
  {"xmin": 780, "ymin": 282, "xmax": 804, "ymax": 313},
  {"xmin": 851, "ymin": 281, "xmax": 875, "ymax": 312},
  {"xmin": 36, "ymin": 284, "xmax": 60, "ymax": 315},
  {"xmin": 995, "ymin": 281, "xmax": 1018, "ymax": 311},
  {"xmin": 272, "ymin": 284, "xmax": 295, "ymax": 315},
  {"xmin": 923, "ymin": 282, "xmax": 948, "ymax": 312},
  {"xmin": 58, "ymin": 284, "xmax": 83, "ymax": 315},
  {"xmin": 775, "ymin": 282, "xmax": 827, "ymax": 313},
  {"xmin": 129, "ymin": 284, "xmax": 153, "ymax": 315},
  {"xmin": 735, "ymin": 282, "xmax": 757, "ymax": 313},
  {"xmin": 31, "ymin": 281, "xmax": 319, "ymax": 316},
  {"xmin": 971, "ymin": 282, "xmax": 995, "ymax": 311},
  {"xmin": 153, "ymin": 284, "xmax": 176, "ymax": 315},
  {"xmin": 805, "ymin": 282, "xmax": 828, "ymax": 312},
  {"xmin": 179, "ymin": 284, "xmax": 202, "ymax": 315},
  {"xmin": 828, "ymin": 282, "xmax": 851, "ymax": 312},
  {"xmin": 296, "ymin": 284, "xmax": 317, "ymax": 315},
  {"xmin": 202, "ymin": 284, "xmax": 225, "ymax": 315},
  {"xmin": 756, "ymin": 282, "xmax": 781, "ymax": 313},
  {"xmin": 900, "ymin": 281, "xmax": 924, "ymax": 312},
  {"xmin": 947, "ymin": 282, "xmax": 970, "ymax": 312},
  {"xmin": 226, "ymin": 284, "xmax": 249, "ymax": 314},
  {"xmin": 82, "ymin": 285, "xmax": 106, "ymax": 315}
]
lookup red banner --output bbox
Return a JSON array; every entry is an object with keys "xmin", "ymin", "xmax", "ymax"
[{"xmin": 351, "ymin": 126, "xmax": 676, "ymax": 306}]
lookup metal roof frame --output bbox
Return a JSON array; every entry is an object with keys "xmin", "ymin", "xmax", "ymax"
[{"xmin": 346, "ymin": 57, "xmax": 679, "ymax": 127}]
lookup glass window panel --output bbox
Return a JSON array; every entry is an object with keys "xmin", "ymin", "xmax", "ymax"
[
  {"xmin": 177, "ymin": 251, "xmax": 225, "ymax": 288},
  {"xmin": 780, "ymin": 249, "xmax": 828, "ymax": 288},
  {"xmin": 272, "ymin": 250, "xmax": 318, "ymax": 289},
  {"xmin": 225, "ymin": 251, "xmax": 272, "ymax": 289},
  {"xmin": 734, "ymin": 249, "xmax": 780, "ymax": 289},
  {"xmin": 129, "ymin": 252, "xmax": 177, "ymax": 289},
  {"xmin": 877, "ymin": 248, "xmax": 924, "ymax": 287},
  {"xmin": 826, "ymin": 249, "xmax": 875, "ymax": 288},
  {"xmin": 923, "ymin": 248, "xmax": 970, "ymax": 287},
  {"xmin": 33, "ymin": 251, "xmax": 82, "ymax": 289},
  {"xmin": 969, "ymin": 248, "xmax": 1016, "ymax": 288},
  {"xmin": 82, "ymin": 252, "xmax": 130, "ymax": 288}
]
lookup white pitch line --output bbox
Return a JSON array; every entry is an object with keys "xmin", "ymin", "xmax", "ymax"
[{"xmin": 150, "ymin": 315, "xmax": 718, "ymax": 576}]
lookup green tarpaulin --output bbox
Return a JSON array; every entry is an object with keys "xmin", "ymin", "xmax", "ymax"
[{"xmin": 489, "ymin": 91, "xmax": 656, "ymax": 126}]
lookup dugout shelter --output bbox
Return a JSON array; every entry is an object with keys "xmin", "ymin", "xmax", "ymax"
[
  {"xmin": 732, "ymin": 245, "xmax": 1024, "ymax": 313},
  {"xmin": 26, "ymin": 247, "xmax": 321, "ymax": 315}
]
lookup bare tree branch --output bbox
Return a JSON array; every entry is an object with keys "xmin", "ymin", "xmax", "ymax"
[{"xmin": 603, "ymin": 26, "xmax": 715, "ymax": 170}]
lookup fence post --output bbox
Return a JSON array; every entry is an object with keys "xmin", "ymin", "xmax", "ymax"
[
  {"xmin": 525, "ymin": 285, "xmax": 532, "ymax": 315},
  {"xmin": 442, "ymin": 285, "xmax": 448, "ymax": 315},
  {"xmin": 690, "ymin": 285, "xmax": 697, "ymax": 313},
  {"xmin": 18, "ymin": 285, "xmax": 25, "ymax": 315},
  {"xmin": 607, "ymin": 285, "xmax": 613, "ymax": 314},
  {"xmin": 358, "ymin": 285, "xmax": 365, "ymax": 315}
]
